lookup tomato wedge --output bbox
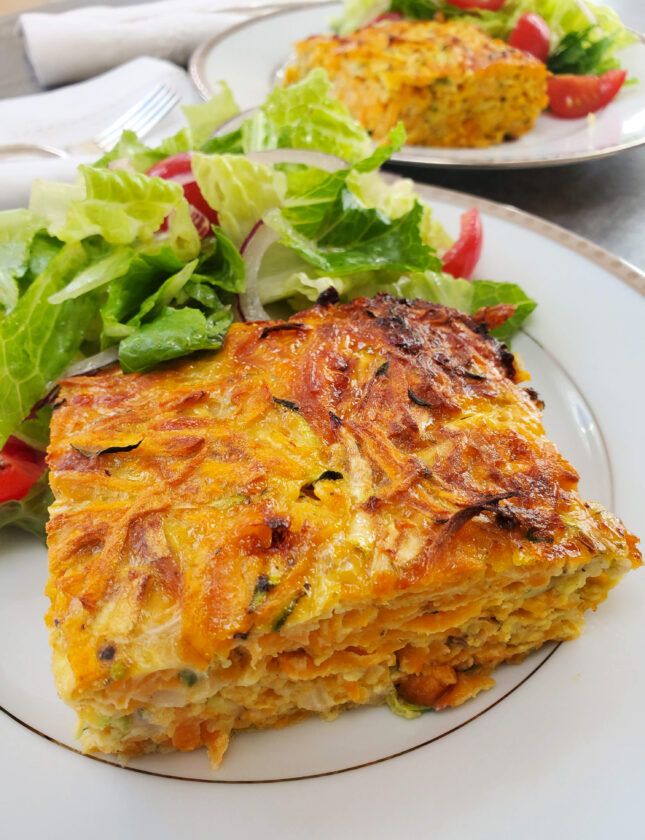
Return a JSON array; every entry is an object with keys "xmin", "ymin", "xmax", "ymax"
[
  {"xmin": 508, "ymin": 13, "xmax": 551, "ymax": 63},
  {"xmin": 446, "ymin": 0, "xmax": 506, "ymax": 10},
  {"xmin": 442, "ymin": 208, "xmax": 483, "ymax": 280},
  {"xmin": 147, "ymin": 153, "xmax": 218, "ymax": 238},
  {"xmin": 548, "ymin": 69, "xmax": 627, "ymax": 118},
  {"xmin": 0, "ymin": 437, "xmax": 46, "ymax": 503}
]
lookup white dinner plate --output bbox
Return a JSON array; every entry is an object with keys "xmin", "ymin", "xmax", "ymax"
[
  {"xmin": 1, "ymin": 181, "xmax": 644, "ymax": 838},
  {"xmin": 190, "ymin": 1, "xmax": 645, "ymax": 169}
]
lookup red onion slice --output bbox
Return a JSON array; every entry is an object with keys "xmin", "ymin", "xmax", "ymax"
[{"xmin": 239, "ymin": 223, "xmax": 279, "ymax": 322}]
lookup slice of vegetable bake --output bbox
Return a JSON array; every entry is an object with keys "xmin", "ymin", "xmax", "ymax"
[
  {"xmin": 46, "ymin": 295, "xmax": 640, "ymax": 766},
  {"xmin": 284, "ymin": 19, "xmax": 549, "ymax": 147}
]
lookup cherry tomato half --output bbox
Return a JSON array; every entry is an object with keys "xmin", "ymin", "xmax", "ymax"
[
  {"xmin": 508, "ymin": 13, "xmax": 551, "ymax": 63},
  {"xmin": 147, "ymin": 153, "xmax": 218, "ymax": 238},
  {"xmin": 548, "ymin": 69, "xmax": 627, "ymax": 119},
  {"xmin": 446, "ymin": 0, "xmax": 506, "ymax": 10},
  {"xmin": 442, "ymin": 208, "xmax": 483, "ymax": 280},
  {"xmin": 0, "ymin": 436, "xmax": 46, "ymax": 503}
]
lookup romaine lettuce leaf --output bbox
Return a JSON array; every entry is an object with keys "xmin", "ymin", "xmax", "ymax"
[
  {"xmin": 194, "ymin": 227, "xmax": 245, "ymax": 294},
  {"xmin": 191, "ymin": 153, "xmax": 286, "ymax": 247},
  {"xmin": 0, "ymin": 210, "xmax": 45, "ymax": 314},
  {"xmin": 93, "ymin": 129, "xmax": 169, "ymax": 173},
  {"xmin": 59, "ymin": 166, "xmax": 187, "ymax": 245},
  {"xmin": 333, "ymin": 0, "xmax": 389, "ymax": 35},
  {"xmin": 200, "ymin": 128, "xmax": 244, "ymax": 155},
  {"xmin": 98, "ymin": 247, "xmax": 184, "ymax": 342},
  {"xmin": 182, "ymin": 81, "xmax": 239, "ymax": 149},
  {"xmin": 48, "ymin": 247, "xmax": 134, "ymax": 304},
  {"xmin": 125, "ymin": 260, "xmax": 198, "ymax": 330},
  {"xmin": 382, "ymin": 270, "xmax": 475, "ymax": 312},
  {"xmin": 165, "ymin": 198, "xmax": 201, "ymax": 262},
  {"xmin": 241, "ymin": 69, "xmax": 373, "ymax": 163},
  {"xmin": 97, "ymin": 230, "xmax": 240, "ymax": 349},
  {"xmin": 265, "ymin": 146, "xmax": 441, "ymax": 280},
  {"xmin": 347, "ymin": 171, "xmax": 452, "ymax": 253},
  {"xmin": 25, "ymin": 234, "xmax": 65, "ymax": 285},
  {"xmin": 471, "ymin": 278, "xmax": 537, "ymax": 342},
  {"xmin": 29, "ymin": 179, "xmax": 84, "ymax": 235},
  {"xmin": 266, "ymin": 197, "xmax": 440, "ymax": 277},
  {"xmin": 0, "ymin": 242, "xmax": 99, "ymax": 447},
  {"xmin": 118, "ymin": 303, "xmax": 232, "ymax": 373}
]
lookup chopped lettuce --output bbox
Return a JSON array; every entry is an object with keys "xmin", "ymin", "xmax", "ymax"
[
  {"xmin": 191, "ymin": 153, "xmax": 286, "ymax": 247},
  {"xmin": 241, "ymin": 69, "xmax": 373, "ymax": 163},
  {"xmin": 48, "ymin": 247, "xmax": 134, "ymax": 304},
  {"xmin": 92, "ymin": 129, "xmax": 170, "ymax": 173},
  {"xmin": 194, "ymin": 227, "xmax": 245, "ymax": 294},
  {"xmin": 181, "ymin": 82, "xmax": 240, "ymax": 149},
  {"xmin": 119, "ymin": 303, "xmax": 232, "ymax": 373},
  {"xmin": 386, "ymin": 692, "xmax": 433, "ymax": 719},
  {"xmin": 470, "ymin": 279, "xmax": 538, "ymax": 342},
  {"xmin": 265, "ymin": 199, "xmax": 440, "ymax": 277},
  {"xmin": 57, "ymin": 166, "xmax": 190, "ymax": 246},
  {"xmin": 0, "ymin": 242, "xmax": 99, "ymax": 447},
  {"xmin": 0, "ymin": 210, "xmax": 45, "ymax": 314},
  {"xmin": 348, "ymin": 172, "xmax": 452, "ymax": 253},
  {"xmin": 99, "ymin": 248, "xmax": 184, "ymax": 342},
  {"xmin": 99, "ymin": 229, "xmax": 241, "ymax": 369},
  {"xmin": 30, "ymin": 165, "xmax": 199, "ymax": 252},
  {"xmin": 333, "ymin": 0, "xmax": 389, "ymax": 35},
  {"xmin": 124, "ymin": 260, "xmax": 199, "ymax": 330}
]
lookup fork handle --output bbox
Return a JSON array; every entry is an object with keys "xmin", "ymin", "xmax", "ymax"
[{"xmin": 0, "ymin": 143, "xmax": 68, "ymax": 159}]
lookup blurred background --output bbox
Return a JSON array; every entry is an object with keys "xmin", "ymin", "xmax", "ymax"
[{"xmin": 1, "ymin": 0, "xmax": 642, "ymax": 27}]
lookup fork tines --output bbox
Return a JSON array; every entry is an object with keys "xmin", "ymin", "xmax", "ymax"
[{"xmin": 94, "ymin": 84, "xmax": 180, "ymax": 152}]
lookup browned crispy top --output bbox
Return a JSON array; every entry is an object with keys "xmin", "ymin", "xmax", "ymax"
[{"xmin": 46, "ymin": 296, "xmax": 640, "ymax": 690}]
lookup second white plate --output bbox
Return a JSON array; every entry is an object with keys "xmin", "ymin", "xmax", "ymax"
[{"xmin": 190, "ymin": 1, "xmax": 645, "ymax": 169}]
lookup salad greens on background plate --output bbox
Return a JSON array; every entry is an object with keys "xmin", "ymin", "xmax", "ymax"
[
  {"xmin": 0, "ymin": 72, "xmax": 537, "ymax": 538},
  {"xmin": 189, "ymin": 0, "xmax": 645, "ymax": 168}
]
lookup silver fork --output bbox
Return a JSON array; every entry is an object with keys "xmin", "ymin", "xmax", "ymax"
[{"xmin": 0, "ymin": 83, "xmax": 180, "ymax": 160}]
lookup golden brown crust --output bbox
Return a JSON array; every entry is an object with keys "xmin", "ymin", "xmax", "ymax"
[
  {"xmin": 46, "ymin": 295, "xmax": 641, "ymax": 707},
  {"xmin": 284, "ymin": 19, "xmax": 549, "ymax": 147}
]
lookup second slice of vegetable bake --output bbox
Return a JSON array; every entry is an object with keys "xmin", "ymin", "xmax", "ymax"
[
  {"xmin": 46, "ymin": 295, "xmax": 640, "ymax": 766},
  {"xmin": 284, "ymin": 19, "xmax": 549, "ymax": 147}
]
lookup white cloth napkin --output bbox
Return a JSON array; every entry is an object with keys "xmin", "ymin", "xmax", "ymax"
[
  {"xmin": 20, "ymin": 0, "xmax": 302, "ymax": 88},
  {"xmin": 0, "ymin": 57, "xmax": 201, "ymax": 210}
]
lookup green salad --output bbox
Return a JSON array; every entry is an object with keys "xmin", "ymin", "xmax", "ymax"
[
  {"xmin": 0, "ymin": 71, "xmax": 537, "ymax": 538},
  {"xmin": 335, "ymin": 0, "xmax": 637, "ymax": 77}
]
